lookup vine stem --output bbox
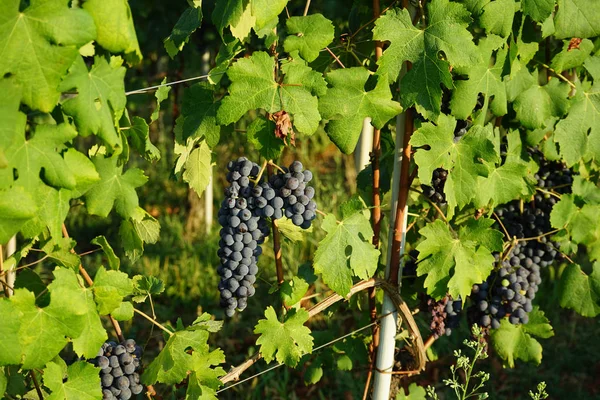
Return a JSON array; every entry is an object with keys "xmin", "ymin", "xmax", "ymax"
[
  {"xmin": 325, "ymin": 46, "xmax": 345, "ymax": 68},
  {"xmin": 133, "ymin": 308, "xmax": 174, "ymax": 336},
  {"xmin": 30, "ymin": 370, "xmax": 44, "ymax": 399},
  {"xmin": 61, "ymin": 224, "xmax": 125, "ymax": 343},
  {"xmin": 364, "ymin": 0, "xmax": 385, "ymax": 398},
  {"xmin": 0, "ymin": 244, "xmax": 8, "ymax": 297},
  {"xmin": 267, "ymin": 164, "xmax": 285, "ymax": 287},
  {"xmin": 303, "ymin": 0, "xmax": 311, "ymax": 16}
]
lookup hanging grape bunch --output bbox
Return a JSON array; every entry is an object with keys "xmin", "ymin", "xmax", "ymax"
[
  {"xmin": 217, "ymin": 158, "xmax": 317, "ymax": 317},
  {"xmin": 421, "ymin": 168, "xmax": 448, "ymax": 205},
  {"xmin": 93, "ymin": 339, "xmax": 143, "ymax": 400}
]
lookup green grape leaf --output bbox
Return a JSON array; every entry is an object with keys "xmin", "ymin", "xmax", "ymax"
[
  {"xmin": 522, "ymin": 0, "xmax": 556, "ymax": 22},
  {"xmin": 313, "ymin": 210, "xmax": 380, "ymax": 296},
  {"xmin": 91, "ymin": 236, "xmax": 120, "ymax": 270},
  {"xmin": 304, "ymin": 363, "xmax": 323, "ymax": 385},
  {"xmin": 44, "ymin": 361, "xmax": 102, "ymax": 400},
  {"xmin": 182, "ymin": 140, "xmax": 213, "ymax": 198},
  {"xmin": 131, "ymin": 207, "xmax": 160, "ymax": 244},
  {"xmin": 20, "ymin": 186, "xmax": 71, "ymax": 240},
  {"xmin": 490, "ymin": 307, "xmax": 554, "ymax": 367},
  {"xmin": 247, "ymin": 116, "xmax": 285, "ymax": 160},
  {"xmin": 514, "ymin": 80, "xmax": 570, "ymax": 130},
  {"xmin": 110, "ymin": 301, "xmax": 134, "ymax": 321},
  {"xmin": 551, "ymin": 39, "xmax": 594, "ymax": 73},
  {"xmin": 164, "ymin": 4, "xmax": 203, "ymax": 58},
  {"xmin": 396, "ymin": 383, "xmax": 427, "ymax": 400},
  {"xmin": 151, "ymin": 78, "xmax": 171, "ymax": 123},
  {"xmin": 551, "ymin": 194, "xmax": 600, "ymax": 260},
  {"xmin": 554, "ymin": 84, "xmax": 600, "ymax": 166},
  {"xmin": 319, "ymin": 68, "xmax": 402, "ymax": 154},
  {"xmin": 559, "ymin": 263, "xmax": 600, "ymax": 317},
  {"xmin": 276, "ymin": 216, "xmax": 313, "ymax": 242},
  {"xmin": 142, "ymin": 328, "xmax": 211, "ymax": 385},
  {"xmin": 126, "ymin": 116, "xmax": 161, "ymax": 162},
  {"xmin": 451, "ymin": 36, "xmax": 508, "ymax": 120},
  {"xmin": 217, "ymin": 51, "xmax": 322, "ymax": 135},
  {"xmin": 254, "ymin": 306, "xmax": 313, "ymax": 366},
  {"xmin": 212, "ymin": 0, "xmax": 253, "ymax": 41},
  {"xmin": 119, "ymin": 219, "xmax": 144, "ymax": 263},
  {"xmin": 0, "ymin": 0, "xmax": 96, "ymax": 112},
  {"xmin": 190, "ymin": 313, "xmax": 224, "ymax": 333},
  {"xmin": 251, "ymin": 0, "xmax": 287, "ymax": 31},
  {"xmin": 42, "ymin": 238, "xmax": 80, "ymax": 270},
  {"xmin": 185, "ymin": 349, "xmax": 226, "ymax": 400},
  {"xmin": 82, "ymin": 0, "xmax": 142, "ymax": 64},
  {"xmin": 85, "ymin": 155, "xmax": 148, "ymax": 218},
  {"xmin": 181, "ymin": 83, "xmax": 221, "ymax": 146},
  {"xmin": 71, "ymin": 286, "xmax": 108, "ymax": 359},
  {"xmin": 554, "ymin": 0, "xmax": 600, "ymax": 39},
  {"xmin": 410, "ymin": 115, "xmax": 496, "ymax": 215},
  {"xmin": 480, "ymin": 0, "xmax": 517, "ymax": 38},
  {"xmin": 283, "ymin": 14, "xmax": 334, "ymax": 62},
  {"xmin": 0, "ymin": 186, "xmax": 37, "ymax": 243},
  {"xmin": 416, "ymin": 219, "xmax": 502, "ymax": 300},
  {"xmin": 281, "ymin": 276, "xmax": 310, "ymax": 307},
  {"xmin": 64, "ymin": 149, "xmax": 101, "ymax": 198},
  {"xmin": 132, "ymin": 275, "xmax": 165, "ymax": 303},
  {"xmin": 59, "ymin": 56, "xmax": 126, "ymax": 150},
  {"xmin": 209, "ymin": 37, "xmax": 244, "ymax": 85},
  {"xmin": 93, "ymin": 266, "xmax": 134, "ymax": 315},
  {"xmin": 0, "ymin": 297, "xmax": 22, "ymax": 365},
  {"xmin": 5, "ymin": 123, "xmax": 77, "ymax": 191},
  {"xmin": 584, "ymin": 56, "xmax": 600, "ymax": 80},
  {"xmin": 373, "ymin": 1, "xmax": 478, "ymax": 119},
  {"xmin": 475, "ymin": 161, "xmax": 529, "ymax": 208}
]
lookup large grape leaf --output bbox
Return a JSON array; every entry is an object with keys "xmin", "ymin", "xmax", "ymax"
[
  {"xmin": 142, "ymin": 329, "xmax": 211, "ymax": 385},
  {"xmin": 554, "ymin": 84, "xmax": 600, "ymax": 166},
  {"xmin": 373, "ymin": 1, "xmax": 479, "ymax": 120},
  {"xmin": 313, "ymin": 209, "xmax": 380, "ymax": 296},
  {"xmin": 451, "ymin": 36, "xmax": 507, "ymax": 120},
  {"xmin": 217, "ymin": 51, "xmax": 322, "ymax": 135},
  {"xmin": 212, "ymin": 0, "xmax": 287, "ymax": 41},
  {"xmin": 479, "ymin": 0, "xmax": 517, "ymax": 38},
  {"xmin": 554, "ymin": 0, "xmax": 600, "ymax": 39},
  {"xmin": 491, "ymin": 307, "xmax": 554, "ymax": 367},
  {"xmin": 44, "ymin": 361, "xmax": 101, "ymax": 400},
  {"xmin": 551, "ymin": 39, "xmax": 594, "ymax": 73},
  {"xmin": 0, "ymin": 0, "xmax": 96, "ymax": 112},
  {"xmin": 522, "ymin": 0, "xmax": 556, "ymax": 22},
  {"xmin": 550, "ymin": 194, "xmax": 600, "ymax": 260},
  {"xmin": 85, "ymin": 155, "xmax": 148, "ymax": 218},
  {"xmin": 0, "ymin": 187, "xmax": 37, "ymax": 244},
  {"xmin": 93, "ymin": 266, "xmax": 134, "ymax": 315},
  {"xmin": 181, "ymin": 83, "xmax": 221, "ymax": 146},
  {"xmin": 410, "ymin": 115, "xmax": 496, "ymax": 215},
  {"xmin": 185, "ymin": 349, "xmax": 226, "ymax": 400},
  {"xmin": 247, "ymin": 116, "xmax": 285, "ymax": 160},
  {"xmin": 283, "ymin": 14, "xmax": 334, "ymax": 62},
  {"xmin": 64, "ymin": 149, "xmax": 101, "ymax": 198},
  {"xmin": 183, "ymin": 140, "xmax": 213, "ymax": 198},
  {"xmin": 559, "ymin": 263, "xmax": 600, "ymax": 317},
  {"xmin": 0, "ymin": 297, "xmax": 22, "ymax": 365},
  {"xmin": 0, "ymin": 78, "xmax": 26, "ymax": 185},
  {"xmin": 254, "ymin": 307, "xmax": 313, "ymax": 366},
  {"xmin": 82, "ymin": 0, "xmax": 142, "ymax": 64},
  {"xmin": 164, "ymin": 3, "xmax": 203, "ymax": 58},
  {"xmin": 513, "ymin": 79, "xmax": 571, "ymax": 130},
  {"xmin": 59, "ymin": 56, "xmax": 127, "ymax": 150},
  {"xmin": 318, "ymin": 68, "xmax": 402, "ymax": 154},
  {"xmin": 416, "ymin": 219, "xmax": 502, "ymax": 300},
  {"xmin": 20, "ymin": 186, "xmax": 71, "ymax": 240}
]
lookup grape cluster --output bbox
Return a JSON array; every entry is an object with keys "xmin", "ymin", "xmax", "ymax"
[
  {"xmin": 268, "ymin": 161, "xmax": 317, "ymax": 228},
  {"xmin": 93, "ymin": 339, "xmax": 143, "ymax": 400},
  {"xmin": 421, "ymin": 168, "xmax": 448, "ymax": 205},
  {"xmin": 530, "ymin": 149, "xmax": 573, "ymax": 195},
  {"xmin": 217, "ymin": 158, "xmax": 270, "ymax": 317},
  {"xmin": 217, "ymin": 158, "xmax": 317, "ymax": 316},
  {"xmin": 428, "ymin": 295, "xmax": 462, "ymax": 338},
  {"xmin": 470, "ymin": 242, "xmax": 540, "ymax": 329}
]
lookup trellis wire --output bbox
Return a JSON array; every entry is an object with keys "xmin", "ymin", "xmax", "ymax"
[{"xmin": 216, "ymin": 310, "xmax": 395, "ymax": 394}]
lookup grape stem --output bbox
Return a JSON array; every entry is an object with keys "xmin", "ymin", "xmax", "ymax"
[
  {"xmin": 303, "ymin": 0, "xmax": 311, "ymax": 16},
  {"xmin": 133, "ymin": 307, "xmax": 174, "ymax": 336},
  {"xmin": 536, "ymin": 187, "xmax": 561, "ymax": 199},
  {"xmin": 492, "ymin": 211, "xmax": 511, "ymax": 240},
  {"xmin": 325, "ymin": 46, "xmax": 346, "ymax": 68},
  {"xmin": 250, "ymin": 159, "xmax": 268, "ymax": 185},
  {"xmin": 30, "ymin": 370, "xmax": 43, "ymax": 400},
  {"xmin": 409, "ymin": 187, "xmax": 449, "ymax": 225},
  {"xmin": 267, "ymin": 160, "xmax": 286, "ymax": 175}
]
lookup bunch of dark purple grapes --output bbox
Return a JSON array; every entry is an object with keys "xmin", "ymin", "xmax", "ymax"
[
  {"xmin": 268, "ymin": 161, "xmax": 317, "ymax": 229},
  {"xmin": 421, "ymin": 168, "xmax": 448, "ymax": 205},
  {"xmin": 93, "ymin": 339, "xmax": 143, "ymax": 400},
  {"xmin": 428, "ymin": 295, "xmax": 462, "ymax": 338},
  {"xmin": 217, "ymin": 158, "xmax": 317, "ymax": 316}
]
